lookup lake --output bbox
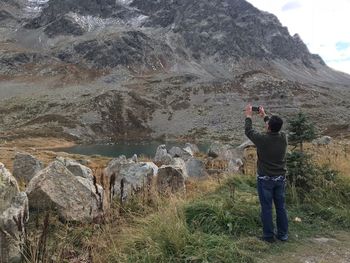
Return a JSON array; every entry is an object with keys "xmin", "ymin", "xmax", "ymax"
[{"xmin": 54, "ymin": 141, "xmax": 210, "ymax": 158}]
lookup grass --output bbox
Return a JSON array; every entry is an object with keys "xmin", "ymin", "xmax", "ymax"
[
  {"xmin": 23, "ymin": 139, "xmax": 350, "ymax": 263},
  {"xmin": 90, "ymin": 168, "xmax": 350, "ymax": 262},
  {"xmin": 308, "ymin": 141, "xmax": 350, "ymax": 176}
]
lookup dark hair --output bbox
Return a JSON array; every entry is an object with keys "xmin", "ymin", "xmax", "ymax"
[{"xmin": 268, "ymin": 115, "xmax": 283, "ymax": 132}]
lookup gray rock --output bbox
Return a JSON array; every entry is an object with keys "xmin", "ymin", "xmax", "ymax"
[
  {"xmin": 208, "ymin": 142, "xmax": 238, "ymax": 160},
  {"xmin": 236, "ymin": 140, "xmax": 255, "ymax": 151},
  {"xmin": 56, "ymin": 156, "xmax": 94, "ymax": 181},
  {"xmin": 312, "ymin": 136, "xmax": 332, "ymax": 145},
  {"xmin": 228, "ymin": 158, "xmax": 244, "ymax": 173},
  {"xmin": 105, "ymin": 156, "xmax": 158, "ymax": 203},
  {"xmin": 184, "ymin": 142, "xmax": 200, "ymax": 155},
  {"xmin": 106, "ymin": 155, "xmax": 132, "ymax": 173},
  {"xmin": 12, "ymin": 152, "xmax": 43, "ymax": 186},
  {"xmin": 169, "ymin": 146, "xmax": 192, "ymax": 161},
  {"xmin": 171, "ymin": 157, "xmax": 189, "ymax": 178},
  {"xmin": 75, "ymin": 176, "xmax": 104, "ymax": 209},
  {"xmin": 102, "ymin": 155, "xmax": 134, "ymax": 205},
  {"xmin": 154, "ymin": 145, "xmax": 173, "ymax": 165},
  {"xmin": 112, "ymin": 162, "xmax": 155, "ymax": 203},
  {"xmin": 208, "ymin": 142, "xmax": 223, "ymax": 158},
  {"xmin": 131, "ymin": 154, "xmax": 138, "ymax": 163},
  {"xmin": 157, "ymin": 165, "xmax": 187, "ymax": 194},
  {"xmin": 185, "ymin": 158, "xmax": 207, "ymax": 178},
  {"xmin": 141, "ymin": 162, "xmax": 159, "ymax": 177},
  {"xmin": 26, "ymin": 161, "xmax": 103, "ymax": 222},
  {"xmin": 0, "ymin": 163, "xmax": 29, "ymax": 263}
]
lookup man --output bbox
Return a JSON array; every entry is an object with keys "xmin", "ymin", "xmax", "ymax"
[{"xmin": 244, "ymin": 104, "xmax": 288, "ymax": 243}]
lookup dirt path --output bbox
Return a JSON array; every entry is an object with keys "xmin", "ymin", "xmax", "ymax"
[{"xmin": 260, "ymin": 232, "xmax": 350, "ymax": 263}]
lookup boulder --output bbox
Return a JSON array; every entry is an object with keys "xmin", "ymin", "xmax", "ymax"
[
  {"xmin": 312, "ymin": 136, "xmax": 332, "ymax": 146},
  {"xmin": 56, "ymin": 156, "xmax": 94, "ymax": 181},
  {"xmin": 141, "ymin": 162, "xmax": 159, "ymax": 177},
  {"xmin": 112, "ymin": 162, "xmax": 155, "ymax": 203},
  {"xmin": 131, "ymin": 154, "xmax": 138, "ymax": 163},
  {"xmin": 157, "ymin": 165, "xmax": 187, "ymax": 194},
  {"xmin": 207, "ymin": 142, "xmax": 238, "ymax": 160},
  {"xmin": 236, "ymin": 140, "xmax": 255, "ymax": 152},
  {"xmin": 169, "ymin": 146, "xmax": 192, "ymax": 161},
  {"xmin": 185, "ymin": 158, "xmax": 207, "ymax": 178},
  {"xmin": 184, "ymin": 143, "xmax": 200, "ymax": 155},
  {"xmin": 0, "ymin": 163, "xmax": 29, "ymax": 263},
  {"xmin": 75, "ymin": 176, "xmax": 104, "ymax": 209},
  {"xmin": 154, "ymin": 145, "xmax": 172, "ymax": 165},
  {"xmin": 12, "ymin": 152, "xmax": 43, "ymax": 186},
  {"xmin": 105, "ymin": 155, "xmax": 132, "ymax": 174},
  {"xmin": 26, "ymin": 161, "xmax": 103, "ymax": 222},
  {"xmin": 207, "ymin": 142, "xmax": 221, "ymax": 158},
  {"xmin": 101, "ymin": 155, "xmax": 134, "ymax": 207},
  {"xmin": 171, "ymin": 158, "xmax": 188, "ymax": 178},
  {"xmin": 228, "ymin": 158, "xmax": 244, "ymax": 173}
]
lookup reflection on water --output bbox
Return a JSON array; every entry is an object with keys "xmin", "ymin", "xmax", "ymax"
[{"xmin": 54, "ymin": 141, "xmax": 209, "ymax": 158}]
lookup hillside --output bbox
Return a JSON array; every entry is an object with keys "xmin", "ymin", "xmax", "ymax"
[{"xmin": 0, "ymin": 0, "xmax": 349, "ymax": 143}]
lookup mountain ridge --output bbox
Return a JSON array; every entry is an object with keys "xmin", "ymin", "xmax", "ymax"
[{"xmin": 0, "ymin": 0, "xmax": 349, "ymax": 142}]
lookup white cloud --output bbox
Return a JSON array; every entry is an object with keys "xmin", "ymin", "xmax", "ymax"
[
  {"xmin": 246, "ymin": 0, "xmax": 350, "ymax": 74},
  {"xmin": 281, "ymin": 1, "xmax": 302, "ymax": 12}
]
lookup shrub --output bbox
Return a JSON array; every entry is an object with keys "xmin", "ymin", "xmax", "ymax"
[{"xmin": 287, "ymin": 112, "xmax": 316, "ymax": 152}]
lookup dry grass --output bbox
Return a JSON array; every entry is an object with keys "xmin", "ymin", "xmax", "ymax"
[
  {"xmin": 185, "ymin": 174, "xmax": 227, "ymax": 199},
  {"xmin": 88, "ymin": 171, "xmax": 233, "ymax": 262},
  {"xmin": 306, "ymin": 140, "xmax": 350, "ymax": 177},
  {"xmin": 91, "ymin": 196, "xmax": 188, "ymax": 263}
]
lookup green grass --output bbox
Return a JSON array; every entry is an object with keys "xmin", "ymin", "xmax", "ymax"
[{"xmin": 97, "ymin": 171, "xmax": 350, "ymax": 263}]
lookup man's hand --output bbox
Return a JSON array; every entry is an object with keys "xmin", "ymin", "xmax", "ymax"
[
  {"xmin": 245, "ymin": 104, "xmax": 252, "ymax": 118},
  {"xmin": 259, "ymin": 105, "xmax": 267, "ymax": 118}
]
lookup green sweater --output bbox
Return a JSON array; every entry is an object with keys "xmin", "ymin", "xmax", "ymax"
[{"xmin": 245, "ymin": 117, "xmax": 287, "ymax": 176}]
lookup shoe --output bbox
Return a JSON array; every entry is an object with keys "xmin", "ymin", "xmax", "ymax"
[
  {"xmin": 259, "ymin": 236, "xmax": 275, "ymax": 243},
  {"xmin": 276, "ymin": 235, "xmax": 288, "ymax": 241}
]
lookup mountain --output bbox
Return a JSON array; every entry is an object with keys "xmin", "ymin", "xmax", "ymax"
[{"xmin": 0, "ymin": 0, "xmax": 349, "ymax": 143}]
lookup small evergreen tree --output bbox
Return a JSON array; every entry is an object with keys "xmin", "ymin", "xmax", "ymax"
[
  {"xmin": 286, "ymin": 151, "xmax": 314, "ymax": 188},
  {"xmin": 286, "ymin": 112, "xmax": 317, "ymax": 203},
  {"xmin": 287, "ymin": 112, "xmax": 316, "ymax": 152}
]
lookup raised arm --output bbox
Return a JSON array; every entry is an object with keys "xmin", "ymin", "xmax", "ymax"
[{"xmin": 244, "ymin": 104, "xmax": 266, "ymax": 145}]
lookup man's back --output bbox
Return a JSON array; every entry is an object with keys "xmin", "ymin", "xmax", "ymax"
[{"xmin": 245, "ymin": 117, "xmax": 287, "ymax": 176}]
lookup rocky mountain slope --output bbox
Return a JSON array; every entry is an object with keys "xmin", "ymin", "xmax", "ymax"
[{"xmin": 0, "ymin": 0, "xmax": 349, "ymax": 143}]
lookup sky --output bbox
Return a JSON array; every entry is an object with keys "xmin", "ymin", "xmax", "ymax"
[{"xmin": 246, "ymin": 0, "xmax": 350, "ymax": 75}]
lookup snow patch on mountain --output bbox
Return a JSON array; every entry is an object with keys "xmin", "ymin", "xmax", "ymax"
[
  {"xmin": 24, "ymin": 0, "xmax": 49, "ymax": 18},
  {"xmin": 116, "ymin": 0, "xmax": 133, "ymax": 5},
  {"xmin": 69, "ymin": 12, "xmax": 121, "ymax": 31}
]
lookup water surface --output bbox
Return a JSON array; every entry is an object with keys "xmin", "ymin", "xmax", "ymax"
[{"xmin": 54, "ymin": 141, "xmax": 209, "ymax": 158}]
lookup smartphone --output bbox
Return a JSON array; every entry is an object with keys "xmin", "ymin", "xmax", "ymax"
[{"xmin": 252, "ymin": 106, "xmax": 259, "ymax": 112}]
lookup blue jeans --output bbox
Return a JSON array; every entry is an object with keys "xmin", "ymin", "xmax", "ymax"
[{"xmin": 257, "ymin": 176, "xmax": 288, "ymax": 240}]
